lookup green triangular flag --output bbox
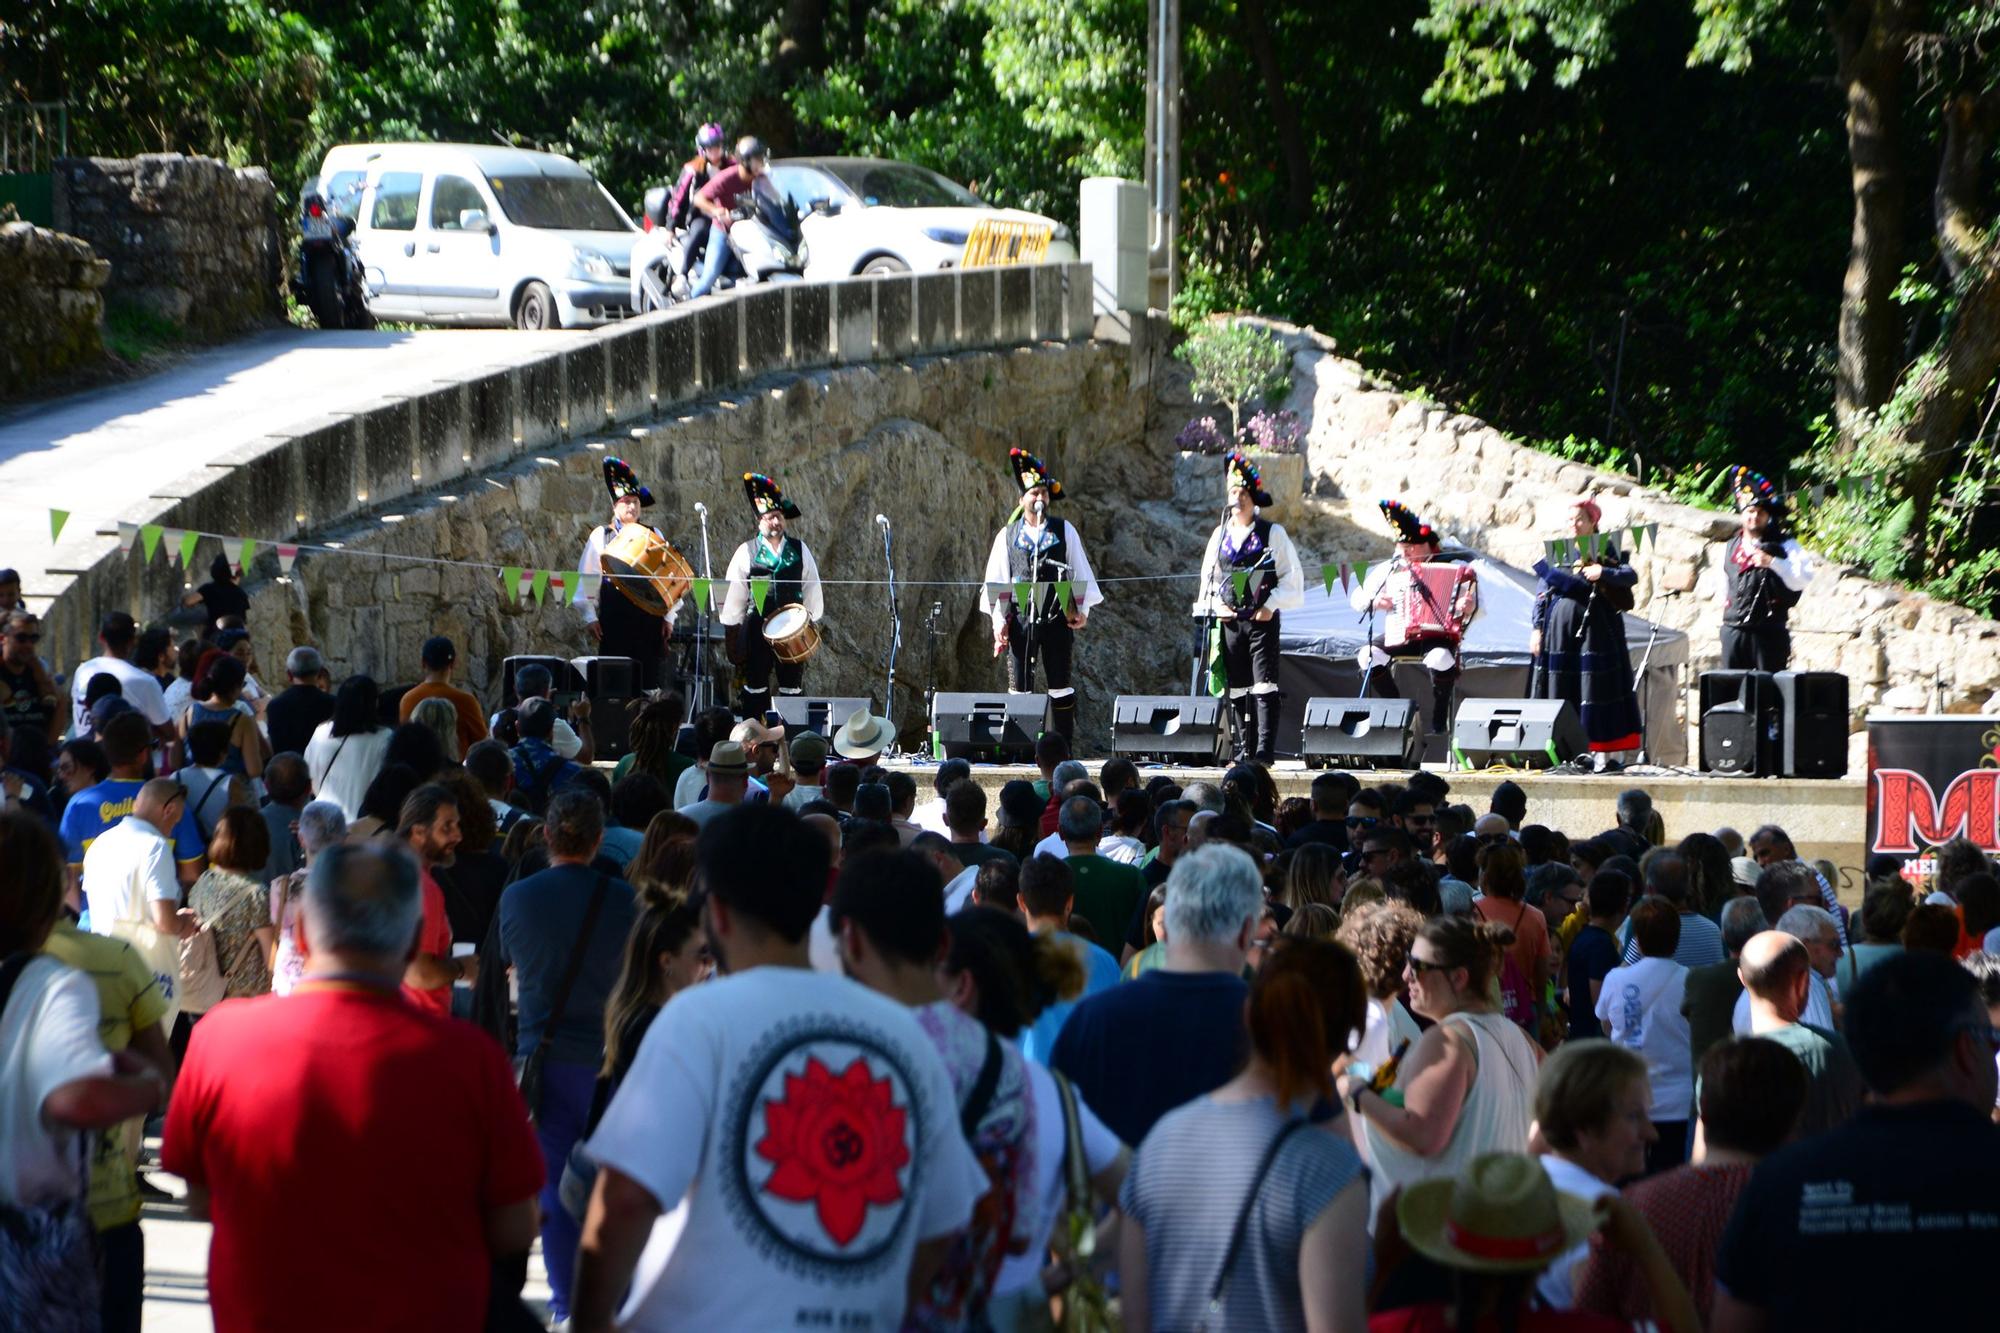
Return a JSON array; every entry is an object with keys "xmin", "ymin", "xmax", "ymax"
[
  {"xmin": 1322, "ymin": 562, "xmax": 1338, "ymax": 596},
  {"xmin": 1013, "ymin": 580, "xmax": 1033, "ymax": 608},
  {"xmin": 238, "ymin": 538, "xmax": 256, "ymax": 570},
  {"xmin": 531, "ymin": 569, "xmax": 549, "ymax": 606},
  {"xmin": 1206, "ymin": 620, "xmax": 1227, "ymax": 698},
  {"xmin": 49, "ymin": 509, "xmax": 68, "ymax": 543},
  {"xmin": 751, "ymin": 577, "xmax": 771, "ymax": 614},
  {"xmin": 1055, "ymin": 580, "xmax": 1074, "ymax": 614},
  {"xmin": 1627, "ymin": 525, "xmax": 1643, "ymax": 554},
  {"xmin": 178, "ymin": 530, "xmax": 201, "ymax": 568},
  {"xmin": 1231, "ymin": 570, "xmax": 1249, "ymax": 602},
  {"xmin": 139, "ymin": 524, "xmax": 164, "ymax": 563},
  {"xmin": 691, "ymin": 577, "xmax": 711, "ymax": 613},
  {"xmin": 1354, "ymin": 560, "xmax": 1369, "ymax": 586},
  {"xmin": 501, "ymin": 565, "xmax": 522, "ymax": 603},
  {"xmin": 1585, "ymin": 532, "xmax": 1600, "ymax": 560}
]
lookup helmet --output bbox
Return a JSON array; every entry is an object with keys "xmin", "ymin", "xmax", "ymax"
[
  {"xmin": 735, "ymin": 136, "xmax": 768, "ymax": 164},
  {"xmin": 695, "ymin": 122, "xmax": 727, "ymax": 150}
]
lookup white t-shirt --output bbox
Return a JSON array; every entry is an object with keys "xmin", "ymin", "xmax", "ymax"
[
  {"xmin": 673, "ymin": 764, "xmax": 705, "ymax": 810},
  {"xmin": 1535, "ymin": 1154, "xmax": 1617, "ymax": 1310},
  {"xmin": 81, "ymin": 816, "xmax": 180, "ymax": 935},
  {"xmin": 809, "ymin": 906, "xmax": 842, "ymax": 975},
  {"xmin": 588, "ymin": 967, "xmax": 986, "ymax": 1332},
  {"xmin": 993, "ymin": 1057, "xmax": 1123, "ymax": 1298},
  {"xmin": 1732, "ymin": 969, "xmax": 1836, "ymax": 1035},
  {"xmin": 1098, "ymin": 834, "xmax": 1145, "ymax": 865},
  {"xmin": 303, "ymin": 722, "xmax": 393, "ymax": 822},
  {"xmin": 71, "ymin": 656, "xmax": 171, "ymax": 729},
  {"xmin": 942, "ymin": 865, "xmax": 980, "ymax": 915},
  {"xmin": 0, "ymin": 957, "xmax": 112, "ymax": 1207},
  {"xmin": 1594, "ymin": 956, "xmax": 1692, "ymax": 1121}
]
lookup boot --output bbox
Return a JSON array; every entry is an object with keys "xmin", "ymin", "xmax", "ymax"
[
  {"xmin": 1050, "ymin": 693, "xmax": 1077, "ymax": 744},
  {"xmin": 1230, "ymin": 695, "xmax": 1256, "ymax": 765},
  {"xmin": 1253, "ymin": 693, "xmax": 1280, "ymax": 765}
]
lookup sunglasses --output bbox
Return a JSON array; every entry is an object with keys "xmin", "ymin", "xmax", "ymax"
[
  {"xmin": 1359, "ymin": 847, "xmax": 1391, "ymax": 861},
  {"xmin": 1405, "ymin": 813, "xmax": 1437, "ymax": 827},
  {"xmin": 1407, "ymin": 956, "xmax": 1453, "ymax": 975},
  {"xmin": 1346, "ymin": 816, "xmax": 1379, "ymax": 829},
  {"xmin": 6, "ymin": 632, "xmax": 37, "ymax": 643}
]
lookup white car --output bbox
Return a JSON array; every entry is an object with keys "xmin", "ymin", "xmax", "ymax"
[
  {"xmin": 765, "ymin": 157, "xmax": 1076, "ymax": 278},
  {"xmin": 314, "ymin": 142, "xmax": 639, "ymax": 329}
]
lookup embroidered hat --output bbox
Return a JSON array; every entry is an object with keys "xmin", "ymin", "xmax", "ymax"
[
  {"xmin": 1729, "ymin": 466, "xmax": 1784, "ymax": 519},
  {"xmin": 743, "ymin": 471, "xmax": 801, "ymax": 519},
  {"xmin": 1224, "ymin": 451, "xmax": 1274, "ymax": 508},
  {"xmin": 1379, "ymin": 499, "xmax": 1439, "ymax": 547},
  {"xmin": 1008, "ymin": 447, "xmax": 1063, "ymax": 499},
  {"xmin": 1397, "ymin": 1152, "xmax": 1599, "ymax": 1276},
  {"xmin": 603, "ymin": 457, "xmax": 654, "ymax": 508}
]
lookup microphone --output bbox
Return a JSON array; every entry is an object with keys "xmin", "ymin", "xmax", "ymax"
[
  {"xmin": 875, "ymin": 513, "xmax": 891, "ymax": 528},
  {"xmin": 693, "ymin": 501, "xmax": 708, "ymax": 516}
]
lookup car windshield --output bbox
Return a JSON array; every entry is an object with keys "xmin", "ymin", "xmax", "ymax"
[
  {"xmin": 486, "ymin": 174, "xmax": 631, "ymax": 231},
  {"xmin": 826, "ymin": 162, "xmax": 984, "ymax": 210}
]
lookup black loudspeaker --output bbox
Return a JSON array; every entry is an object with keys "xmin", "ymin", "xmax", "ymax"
[
  {"xmin": 771, "ymin": 696, "xmax": 872, "ymax": 739},
  {"xmin": 932, "ymin": 692, "xmax": 1049, "ymax": 762},
  {"xmin": 1699, "ymin": 670, "xmax": 1781, "ymax": 776},
  {"xmin": 1110, "ymin": 696, "xmax": 1229, "ymax": 764},
  {"xmin": 571, "ymin": 656, "xmax": 636, "ymax": 761},
  {"xmin": 1775, "ymin": 670, "xmax": 1848, "ymax": 779},
  {"xmin": 1451, "ymin": 698, "xmax": 1586, "ymax": 770},
  {"xmin": 500, "ymin": 655, "xmax": 582, "ymax": 707},
  {"xmin": 1300, "ymin": 697, "xmax": 1420, "ymax": 769}
]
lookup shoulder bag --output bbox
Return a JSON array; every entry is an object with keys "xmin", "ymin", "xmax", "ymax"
[
  {"xmin": 516, "ymin": 872, "xmax": 610, "ymax": 1125},
  {"xmin": 1195, "ymin": 1117, "xmax": 1307, "ymax": 1333},
  {"xmin": 1049, "ymin": 1070, "xmax": 1117, "ymax": 1333}
]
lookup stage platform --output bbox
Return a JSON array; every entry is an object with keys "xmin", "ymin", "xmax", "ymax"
[{"xmin": 880, "ymin": 760, "xmax": 1869, "ymax": 906}]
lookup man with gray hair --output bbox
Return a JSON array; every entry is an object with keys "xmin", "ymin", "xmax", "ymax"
[
  {"xmin": 497, "ymin": 661, "xmax": 592, "ymax": 762},
  {"xmin": 1180, "ymin": 780, "xmax": 1226, "ymax": 815},
  {"xmin": 1734, "ymin": 928, "xmax": 1863, "ymax": 1137},
  {"xmin": 1684, "ymin": 896, "xmax": 1767, "ymax": 1067},
  {"xmin": 1051, "ymin": 844, "xmax": 1260, "ymax": 1146},
  {"xmin": 1051, "ymin": 793, "xmax": 1147, "ymax": 944},
  {"xmin": 1732, "ymin": 900, "xmax": 1838, "ymax": 1034},
  {"xmin": 271, "ymin": 799, "xmax": 348, "ymax": 995},
  {"xmin": 162, "ymin": 841, "xmax": 544, "ymax": 1333},
  {"xmin": 265, "ymin": 645, "xmax": 335, "ymax": 757}
]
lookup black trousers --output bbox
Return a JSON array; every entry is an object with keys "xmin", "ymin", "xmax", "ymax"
[
  {"xmin": 100, "ymin": 1219, "xmax": 143, "ymax": 1333},
  {"xmin": 1719, "ymin": 623, "xmax": 1790, "ymax": 672},
  {"xmin": 675, "ymin": 215, "xmax": 714, "ymax": 276},
  {"xmin": 738, "ymin": 606, "xmax": 805, "ymax": 712},
  {"xmin": 1007, "ymin": 612, "xmax": 1075, "ymax": 740},
  {"xmin": 1360, "ymin": 635, "xmax": 1462, "ymax": 734},
  {"xmin": 1220, "ymin": 613, "xmax": 1282, "ymax": 688},
  {"xmin": 600, "ymin": 585, "xmax": 668, "ymax": 692}
]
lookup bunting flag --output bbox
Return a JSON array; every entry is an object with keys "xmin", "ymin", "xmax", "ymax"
[
  {"xmin": 517, "ymin": 568, "xmax": 536, "ymax": 603},
  {"xmin": 691, "ymin": 576, "xmax": 711, "ymax": 613},
  {"xmin": 238, "ymin": 538, "xmax": 256, "ymax": 572},
  {"xmin": 548, "ymin": 571, "xmax": 569, "ymax": 604},
  {"xmin": 139, "ymin": 524, "xmax": 163, "ymax": 563},
  {"xmin": 578, "ymin": 573, "xmax": 601, "ymax": 602},
  {"xmin": 276, "ymin": 543, "xmax": 299, "ymax": 574},
  {"xmin": 751, "ymin": 576, "xmax": 771, "ymax": 614},
  {"xmin": 178, "ymin": 530, "xmax": 201, "ymax": 568},
  {"xmin": 1231, "ymin": 570, "xmax": 1250, "ymax": 602},
  {"xmin": 985, "ymin": 582, "xmax": 1009, "ymax": 603},
  {"xmin": 117, "ymin": 522, "xmax": 136, "ymax": 555},
  {"xmin": 1013, "ymin": 580, "xmax": 1033, "ymax": 608},
  {"xmin": 49, "ymin": 509, "xmax": 68, "ymax": 543},
  {"xmin": 1585, "ymin": 532, "xmax": 1600, "ymax": 560},
  {"xmin": 531, "ymin": 569, "xmax": 550, "ymax": 606},
  {"xmin": 1625, "ymin": 525, "xmax": 1643, "ymax": 554},
  {"xmin": 1322, "ymin": 562, "xmax": 1339, "ymax": 596},
  {"xmin": 1354, "ymin": 560, "xmax": 1369, "ymax": 587},
  {"xmin": 1340, "ymin": 561, "xmax": 1354, "ymax": 593},
  {"xmin": 161, "ymin": 528, "xmax": 184, "ymax": 565},
  {"xmin": 1055, "ymin": 580, "xmax": 1074, "ymax": 615},
  {"xmin": 501, "ymin": 565, "xmax": 522, "ymax": 603}
]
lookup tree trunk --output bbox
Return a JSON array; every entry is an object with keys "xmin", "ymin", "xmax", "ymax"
[
  {"xmin": 1893, "ymin": 249, "xmax": 2000, "ymax": 557},
  {"xmin": 1829, "ymin": 0, "xmax": 1910, "ymax": 450},
  {"xmin": 1240, "ymin": 0, "xmax": 1313, "ymax": 224},
  {"xmin": 1935, "ymin": 92, "xmax": 2000, "ymax": 282}
]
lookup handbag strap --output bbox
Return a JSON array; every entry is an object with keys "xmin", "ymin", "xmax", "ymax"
[
  {"xmin": 1052, "ymin": 1069, "xmax": 1090, "ymax": 1213},
  {"xmin": 530, "ymin": 873, "xmax": 611, "ymax": 1066},
  {"xmin": 959, "ymin": 1029, "xmax": 1004, "ymax": 1141},
  {"xmin": 1207, "ymin": 1118, "xmax": 1307, "ymax": 1314}
]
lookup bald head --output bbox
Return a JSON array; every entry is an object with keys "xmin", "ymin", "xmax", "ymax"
[
  {"xmin": 1473, "ymin": 813, "xmax": 1510, "ymax": 840},
  {"xmin": 802, "ymin": 813, "xmax": 842, "ymax": 870},
  {"xmin": 134, "ymin": 778, "xmax": 187, "ymax": 836},
  {"xmin": 1739, "ymin": 929, "xmax": 1811, "ymax": 1019}
]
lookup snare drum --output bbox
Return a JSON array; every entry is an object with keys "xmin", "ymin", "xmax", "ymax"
[
  {"xmin": 762, "ymin": 603, "xmax": 822, "ymax": 664},
  {"xmin": 600, "ymin": 525, "xmax": 694, "ymax": 617}
]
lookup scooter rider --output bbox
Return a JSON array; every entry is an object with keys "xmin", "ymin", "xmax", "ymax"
[
  {"xmin": 666, "ymin": 123, "xmax": 732, "ymax": 283},
  {"xmin": 687, "ymin": 136, "xmax": 778, "ymax": 301}
]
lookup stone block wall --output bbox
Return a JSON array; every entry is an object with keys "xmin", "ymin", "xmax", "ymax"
[
  {"xmin": 53, "ymin": 154, "xmax": 282, "ymax": 339},
  {"xmin": 0, "ymin": 222, "xmax": 108, "ymax": 395}
]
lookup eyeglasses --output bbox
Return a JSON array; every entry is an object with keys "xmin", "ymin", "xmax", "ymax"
[
  {"xmin": 5, "ymin": 632, "xmax": 36, "ymax": 643},
  {"xmin": 1360, "ymin": 847, "xmax": 1391, "ymax": 862},
  {"xmin": 1346, "ymin": 816, "xmax": 1378, "ymax": 829},
  {"xmin": 1407, "ymin": 956, "xmax": 1453, "ymax": 975},
  {"xmin": 1405, "ymin": 813, "xmax": 1437, "ymax": 828}
]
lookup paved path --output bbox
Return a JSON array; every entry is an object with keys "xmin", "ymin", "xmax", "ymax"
[{"xmin": 0, "ymin": 326, "xmax": 585, "ymax": 604}]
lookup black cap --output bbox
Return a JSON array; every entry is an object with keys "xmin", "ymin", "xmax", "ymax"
[
  {"xmin": 997, "ymin": 779, "xmax": 1044, "ymax": 829},
  {"xmin": 420, "ymin": 635, "xmax": 456, "ymax": 669}
]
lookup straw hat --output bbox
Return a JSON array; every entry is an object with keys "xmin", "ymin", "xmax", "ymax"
[
  {"xmin": 833, "ymin": 708, "xmax": 896, "ymax": 759},
  {"xmin": 1396, "ymin": 1153, "xmax": 1598, "ymax": 1276},
  {"xmin": 706, "ymin": 741, "xmax": 751, "ymax": 778}
]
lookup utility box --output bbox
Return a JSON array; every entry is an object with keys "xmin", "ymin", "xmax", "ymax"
[{"xmin": 1079, "ymin": 177, "xmax": 1148, "ymax": 317}]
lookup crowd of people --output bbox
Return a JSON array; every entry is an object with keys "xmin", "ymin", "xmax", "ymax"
[{"xmin": 2, "ymin": 592, "xmax": 1998, "ymax": 1331}]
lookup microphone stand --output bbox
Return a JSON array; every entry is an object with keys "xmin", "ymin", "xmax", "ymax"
[
  {"xmin": 694, "ymin": 504, "xmax": 715, "ymax": 715},
  {"xmin": 879, "ymin": 518, "xmax": 902, "ymax": 751}
]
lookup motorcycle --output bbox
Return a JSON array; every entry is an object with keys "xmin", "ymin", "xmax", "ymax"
[
  {"xmin": 629, "ymin": 186, "xmax": 807, "ymax": 313},
  {"xmin": 291, "ymin": 176, "xmax": 373, "ymax": 330}
]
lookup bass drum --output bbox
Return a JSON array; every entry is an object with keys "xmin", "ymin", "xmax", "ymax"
[
  {"xmin": 600, "ymin": 525, "xmax": 693, "ymax": 617},
  {"xmin": 762, "ymin": 603, "xmax": 822, "ymax": 664}
]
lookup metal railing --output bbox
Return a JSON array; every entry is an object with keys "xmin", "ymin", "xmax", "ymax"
[{"xmin": 1, "ymin": 101, "xmax": 68, "ymax": 175}]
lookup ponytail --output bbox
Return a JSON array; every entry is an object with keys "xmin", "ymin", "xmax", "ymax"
[
  {"xmin": 1247, "ymin": 938, "xmax": 1368, "ymax": 1112},
  {"xmin": 943, "ymin": 905, "xmax": 1083, "ymax": 1037}
]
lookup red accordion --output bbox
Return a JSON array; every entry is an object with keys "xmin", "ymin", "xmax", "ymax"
[{"xmin": 1394, "ymin": 562, "xmax": 1478, "ymax": 646}]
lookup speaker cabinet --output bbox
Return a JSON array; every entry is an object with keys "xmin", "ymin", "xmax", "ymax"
[
  {"xmin": 931, "ymin": 693, "xmax": 1049, "ymax": 762},
  {"xmin": 500, "ymin": 655, "xmax": 582, "ymax": 707},
  {"xmin": 570, "ymin": 656, "xmax": 636, "ymax": 760},
  {"xmin": 1110, "ymin": 695, "xmax": 1229, "ymax": 764},
  {"xmin": 1699, "ymin": 670, "xmax": 1782, "ymax": 776},
  {"xmin": 1775, "ymin": 670, "xmax": 1848, "ymax": 779},
  {"xmin": 1300, "ymin": 697, "xmax": 1420, "ymax": 769},
  {"xmin": 771, "ymin": 696, "xmax": 872, "ymax": 740},
  {"xmin": 1451, "ymin": 698, "xmax": 1586, "ymax": 770}
]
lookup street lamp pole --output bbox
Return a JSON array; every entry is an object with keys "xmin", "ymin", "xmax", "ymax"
[{"xmin": 1143, "ymin": 0, "xmax": 1181, "ymax": 311}]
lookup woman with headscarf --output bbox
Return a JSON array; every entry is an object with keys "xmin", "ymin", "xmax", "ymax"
[{"xmin": 1531, "ymin": 496, "xmax": 1642, "ymax": 773}]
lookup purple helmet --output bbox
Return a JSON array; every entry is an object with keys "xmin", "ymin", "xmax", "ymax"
[{"xmin": 696, "ymin": 122, "xmax": 727, "ymax": 150}]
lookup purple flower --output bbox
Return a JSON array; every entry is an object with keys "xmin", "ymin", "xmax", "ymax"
[
  {"xmin": 1243, "ymin": 410, "xmax": 1302, "ymax": 455},
  {"xmin": 1176, "ymin": 415, "xmax": 1228, "ymax": 454}
]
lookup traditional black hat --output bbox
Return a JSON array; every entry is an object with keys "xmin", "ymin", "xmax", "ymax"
[
  {"xmin": 1008, "ymin": 447, "xmax": 1063, "ymax": 499},
  {"xmin": 1379, "ymin": 499, "xmax": 1439, "ymax": 546},
  {"xmin": 603, "ymin": 457, "xmax": 654, "ymax": 508},
  {"xmin": 1224, "ymin": 450, "xmax": 1274, "ymax": 508},
  {"xmin": 1729, "ymin": 466, "xmax": 1785, "ymax": 521},
  {"xmin": 743, "ymin": 471, "xmax": 800, "ymax": 519}
]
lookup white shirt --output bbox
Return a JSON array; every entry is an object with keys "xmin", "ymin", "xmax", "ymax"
[
  {"xmin": 1735, "ymin": 532, "xmax": 1813, "ymax": 593},
  {"xmin": 783, "ymin": 782, "xmax": 824, "ymax": 811},
  {"xmin": 81, "ymin": 815, "xmax": 180, "ymax": 935},
  {"xmin": 587, "ymin": 968, "xmax": 987, "ymax": 1332},
  {"xmin": 573, "ymin": 521, "xmax": 682, "ymax": 625},
  {"xmin": 303, "ymin": 721, "xmax": 394, "ymax": 822},
  {"xmin": 672, "ymin": 764, "xmax": 705, "ymax": 810},
  {"xmin": 488, "ymin": 709, "xmax": 583, "ymax": 759},
  {"xmin": 1097, "ymin": 834, "xmax": 1145, "ymax": 865},
  {"xmin": 719, "ymin": 536, "xmax": 824, "ymax": 625},
  {"xmin": 70, "ymin": 656, "xmax": 171, "ymax": 729},
  {"xmin": 993, "ymin": 1057, "xmax": 1123, "ymax": 1297},
  {"xmin": 1732, "ymin": 969, "xmax": 1836, "ymax": 1034},
  {"xmin": 978, "ymin": 517, "xmax": 1103, "ymax": 625},
  {"xmin": 0, "ymin": 957, "xmax": 112, "ymax": 1207},
  {"xmin": 1032, "ymin": 830, "xmax": 1068, "ymax": 862},
  {"xmin": 1347, "ymin": 557, "xmax": 1478, "ymax": 646},
  {"xmin": 1594, "ymin": 955, "xmax": 1692, "ymax": 1121},
  {"xmin": 1191, "ymin": 518, "xmax": 1307, "ymax": 615},
  {"xmin": 942, "ymin": 864, "xmax": 980, "ymax": 914},
  {"xmin": 911, "ymin": 796, "xmax": 951, "ymax": 838},
  {"xmin": 1536, "ymin": 1154, "xmax": 1618, "ymax": 1310}
]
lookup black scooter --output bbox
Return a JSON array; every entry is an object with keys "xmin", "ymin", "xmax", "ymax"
[{"xmin": 291, "ymin": 176, "xmax": 373, "ymax": 330}]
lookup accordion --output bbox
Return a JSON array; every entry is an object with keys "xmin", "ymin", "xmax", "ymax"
[{"xmin": 1394, "ymin": 562, "xmax": 1478, "ymax": 646}]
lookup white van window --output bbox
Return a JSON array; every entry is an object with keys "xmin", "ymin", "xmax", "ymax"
[
  {"xmin": 371, "ymin": 172, "xmax": 422, "ymax": 231},
  {"xmin": 430, "ymin": 175, "xmax": 488, "ymax": 230}
]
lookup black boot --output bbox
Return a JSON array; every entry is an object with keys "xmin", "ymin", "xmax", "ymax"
[
  {"xmin": 1050, "ymin": 693, "xmax": 1077, "ymax": 744},
  {"xmin": 1253, "ymin": 692, "xmax": 1280, "ymax": 765},
  {"xmin": 1231, "ymin": 695, "xmax": 1256, "ymax": 765}
]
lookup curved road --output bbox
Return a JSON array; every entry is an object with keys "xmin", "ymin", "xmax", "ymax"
[{"xmin": 0, "ymin": 326, "xmax": 588, "ymax": 608}]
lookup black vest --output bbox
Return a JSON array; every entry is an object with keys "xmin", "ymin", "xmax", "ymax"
[
  {"xmin": 748, "ymin": 535, "xmax": 805, "ymax": 611},
  {"xmin": 1722, "ymin": 534, "xmax": 1801, "ymax": 630},
  {"xmin": 1218, "ymin": 518, "xmax": 1279, "ymax": 611},
  {"xmin": 1005, "ymin": 518, "xmax": 1071, "ymax": 620}
]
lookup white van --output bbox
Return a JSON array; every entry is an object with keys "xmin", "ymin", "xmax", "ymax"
[{"xmin": 315, "ymin": 142, "xmax": 639, "ymax": 329}]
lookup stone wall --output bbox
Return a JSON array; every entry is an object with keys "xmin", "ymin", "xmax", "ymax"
[
  {"xmin": 53, "ymin": 154, "xmax": 281, "ymax": 338},
  {"xmin": 1249, "ymin": 318, "xmax": 2000, "ymax": 727},
  {"xmin": 0, "ymin": 222, "xmax": 108, "ymax": 395}
]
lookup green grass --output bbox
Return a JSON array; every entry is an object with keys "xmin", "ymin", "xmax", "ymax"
[{"xmin": 101, "ymin": 302, "xmax": 185, "ymax": 363}]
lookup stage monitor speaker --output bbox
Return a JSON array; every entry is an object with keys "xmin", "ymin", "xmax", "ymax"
[
  {"xmin": 932, "ymin": 692, "xmax": 1049, "ymax": 763},
  {"xmin": 1300, "ymin": 697, "xmax": 1420, "ymax": 770},
  {"xmin": 570, "ymin": 656, "xmax": 636, "ymax": 760},
  {"xmin": 500, "ymin": 655, "xmax": 582, "ymax": 707},
  {"xmin": 1110, "ymin": 695, "xmax": 1229, "ymax": 764},
  {"xmin": 1775, "ymin": 670, "xmax": 1849, "ymax": 779},
  {"xmin": 1698, "ymin": 670, "xmax": 1781, "ymax": 776},
  {"xmin": 1451, "ymin": 698, "xmax": 1586, "ymax": 770},
  {"xmin": 772, "ymin": 696, "xmax": 872, "ymax": 740}
]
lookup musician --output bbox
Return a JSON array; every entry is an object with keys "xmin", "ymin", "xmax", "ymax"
[
  {"xmin": 1720, "ymin": 466, "xmax": 1811, "ymax": 671},
  {"xmin": 1193, "ymin": 451, "xmax": 1304, "ymax": 763},
  {"xmin": 1349, "ymin": 500, "xmax": 1479, "ymax": 734},
  {"xmin": 979, "ymin": 448, "xmax": 1102, "ymax": 743},
  {"xmin": 573, "ymin": 457, "xmax": 677, "ymax": 690},
  {"xmin": 1532, "ymin": 496, "xmax": 1642, "ymax": 772},
  {"xmin": 719, "ymin": 472, "xmax": 824, "ymax": 716}
]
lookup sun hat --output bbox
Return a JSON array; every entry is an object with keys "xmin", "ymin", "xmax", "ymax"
[
  {"xmin": 1397, "ymin": 1152, "xmax": 1599, "ymax": 1276},
  {"xmin": 730, "ymin": 716, "xmax": 786, "ymax": 750},
  {"xmin": 833, "ymin": 708, "xmax": 896, "ymax": 759},
  {"xmin": 1730, "ymin": 856, "xmax": 1763, "ymax": 888},
  {"xmin": 706, "ymin": 740, "xmax": 751, "ymax": 778}
]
